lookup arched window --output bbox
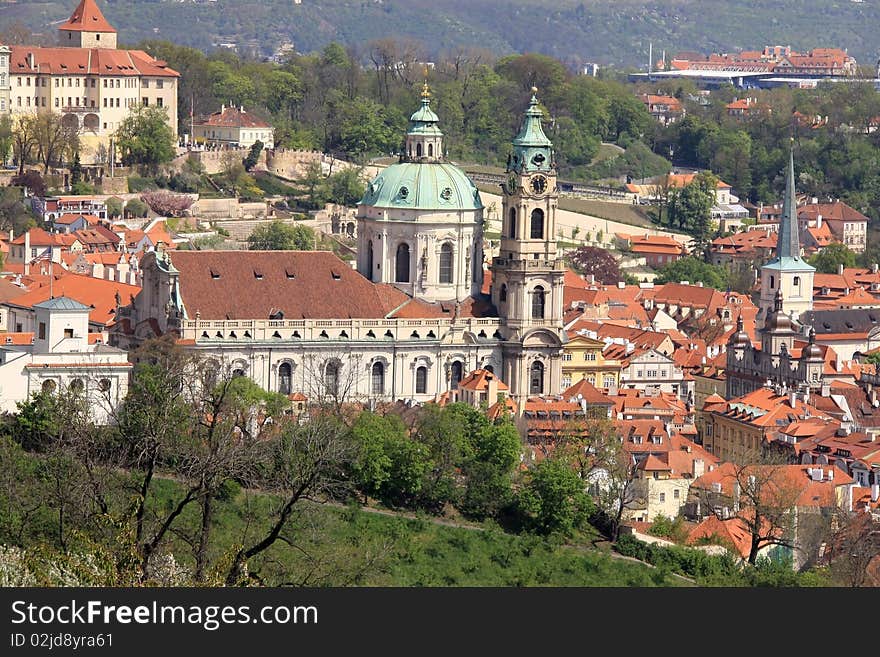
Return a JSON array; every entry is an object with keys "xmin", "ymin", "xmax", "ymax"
[
  {"xmin": 508, "ymin": 208, "xmax": 517, "ymax": 239},
  {"xmin": 232, "ymin": 368, "xmax": 246, "ymax": 378},
  {"xmin": 278, "ymin": 362, "xmax": 292, "ymax": 395},
  {"xmin": 42, "ymin": 379, "xmax": 57, "ymax": 394},
  {"xmin": 416, "ymin": 143, "xmax": 422, "ymax": 157},
  {"xmin": 396, "ymin": 243, "xmax": 410, "ymax": 282},
  {"xmin": 371, "ymin": 362, "xmax": 385, "ymax": 396},
  {"xmin": 450, "ymin": 361, "xmax": 463, "ymax": 389},
  {"xmin": 530, "ymin": 361, "xmax": 544, "ymax": 395},
  {"xmin": 70, "ymin": 378, "xmax": 85, "ymax": 395},
  {"xmin": 532, "ymin": 286, "xmax": 546, "ymax": 319},
  {"xmin": 416, "ymin": 366, "xmax": 428, "ymax": 394},
  {"xmin": 499, "ymin": 284, "xmax": 508, "ymax": 302},
  {"xmin": 325, "ymin": 361, "xmax": 339, "ymax": 396},
  {"xmin": 428, "ymin": 143, "xmax": 433, "ymax": 157},
  {"xmin": 439, "ymin": 243, "xmax": 453, "ymax": 284},
  {"xmin": 530, "ymin": 208, "xmax": 545, "ymax": 239},
  {"xmin": 366, "ymin": 240, "xmax": 374, "ymax": 280}
]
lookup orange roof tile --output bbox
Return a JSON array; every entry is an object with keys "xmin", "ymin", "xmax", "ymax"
[{"xmin": 59, "ymin": 0, "xmax": 117, "ymax": 33}]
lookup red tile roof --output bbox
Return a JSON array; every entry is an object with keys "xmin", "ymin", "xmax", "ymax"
[
  {"xmin": 197, "ymin": 106, "xmax": 272, "ymax": 129},
  {"xmin": 458, "ymin": 369, "xmax": 509, "ymax": 392},
  {"xmin": 3, "ymin": 272, "xmax": 139, "ymax": 326},
  {"xmin": 59, "ymin": 0, "xmax": 117, "ymax": 33},
  {"xmin": 9, "ymin": 46, "xmax": 179, "ymax": 78}
]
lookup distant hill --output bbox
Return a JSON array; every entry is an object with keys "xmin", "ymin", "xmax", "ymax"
[{"xmin": 5, "ymin": 0, "xmax": 880, "ymax": 70}]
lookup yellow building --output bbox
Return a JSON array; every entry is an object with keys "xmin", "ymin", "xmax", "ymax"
[
  {"xmin": 4, "ymin": 0, "xmax": 179, "ymax": 164},
  {"xmin": 561, "ymin": 333, "xmax": 622, "ymax": 390}
]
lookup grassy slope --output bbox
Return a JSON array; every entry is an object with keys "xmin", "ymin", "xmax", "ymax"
[
  {"xmin": 146, "ymin": 478, "xmax": 688, "ymax": 587},
  {"xmin": 8, "ymin": 1, "xmax": 880, "ymax": 68}
]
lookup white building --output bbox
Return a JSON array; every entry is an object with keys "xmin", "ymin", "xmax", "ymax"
[
  {"xmin": 192, "ymin": 105, "xmax": 274, "ymax": 149},
  {"xmin": 0, "ymin": 296, "xmax": 130, "ymax": 421}
]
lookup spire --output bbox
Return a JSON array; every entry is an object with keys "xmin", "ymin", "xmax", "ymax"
[
  {"xmin": 509, "ymin": 88, "xmax": 553, "ymax": 173},
  {"xmin": 59, "ymin": 0, "xmax": 117, "ymax": 33},
  {"xmin": 776, "ymin": 148, "xmax": 800, "ymax": 260}
]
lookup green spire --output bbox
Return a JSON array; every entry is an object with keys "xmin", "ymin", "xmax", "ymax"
[
  {"xmin": 407, "ymin": 82, "xmax": 442, "ymax": 136},
  {"xmin": 509, "ymin": 87, "xmax": 553, "ymax": 173},
  {"xmin": 776, "ymin": 148, "xmax": 800, "ymax": 260}
]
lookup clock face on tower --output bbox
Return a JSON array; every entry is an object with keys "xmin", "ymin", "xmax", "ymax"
[{"xmin": 530, "ymin": 175, "xmax": 547, "ymax": 196}]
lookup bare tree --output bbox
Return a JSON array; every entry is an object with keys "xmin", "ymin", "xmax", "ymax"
[
  {"xmin": 225, "ymin": 412, "xmax": 355, "ymax": 584},
  {"xmin": 826, "ymin": 510, "xmax": 880, "ymax": 587},
  {"xmin": 32, "ymin": 111, "xmax": 79, "ymax": 173},
  {"xmin": 12, "ymin": 114, "xmax": 37, "ymax": 176}
]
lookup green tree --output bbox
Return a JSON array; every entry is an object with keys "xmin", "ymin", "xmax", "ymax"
[
  {"xmin": 124, "ymin": 198, "xmax": 149, "ymax": 219},
  {"xmin": 517, "ymin": 458, "xmax": 594, "ymax": 536},
  {"xmin": 114, "ymin": 105, "xmax": 176, "ymax": 173},
  {"xmin": 247, "ymin": 220, "xmax": 315, "ymax": 250},
  {"xmin": 0, "ymin": 116, "xmax": 13, "ymax": 165},
  {"xmin": 327, "ymin": 168, "xmax": 365, "ymax": 206},
  {"xmin": 243, "ymin": 140, "xmax": 264, "ymax": 172},
  {"xmin": 808, "ymin": 242, "xmax": 857, "ymax": 273},
  {"xmin": 105, "ymin": 197, "xmax": 123, "ymax": 219},
  {"xmin": 655, "ymin": 256, "xmax": 729, "ymax": 290},
  {"xmin": 667, "ymin": 171, "xmax": 717, "ymax": 251}
]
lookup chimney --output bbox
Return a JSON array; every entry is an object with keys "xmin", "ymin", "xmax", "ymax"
[
  {"xmin": 23, "ymin": 230, "xmax": 30, "ymax": 276},
  {"xmin": 827, "ymin": 468, "xmax": 834, "ymax": 481},
  {"xmin": 27, "ymin": 52, "xmax": 35, "ymax": 70},
  {"xmin": 816, "ymin": 213, "xmax": 822, "ymax": 229},
  {"xmin": 872, "ymin": 263, "xmax": 879, "ymax": 275},
  {"xmin": 789, "ymin": 390, "xmax": 797, "ymax": 408},
  {"xmin": 697, "ymin": 281, "xmax": 704, "ymax": 287},
  {"xmin": 693, "ymin": 458, "xmax": 705, "ymax": 479},
  {"xmin": 871, "ymin": 484, "xmax": 879, "ymax": 503},
  {"xmin": 838, "ymin": 263, "xmax": 844, "ymax": 275}
]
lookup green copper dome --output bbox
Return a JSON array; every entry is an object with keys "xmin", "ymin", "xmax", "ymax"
[{"xmin": 360, "ymin": 162, "xmax": 483, "ymax": 211}]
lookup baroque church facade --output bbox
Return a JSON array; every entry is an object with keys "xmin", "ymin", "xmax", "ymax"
[{"xmin": 113, "ymin": 89, "xmax": 566, "ymax": 406}]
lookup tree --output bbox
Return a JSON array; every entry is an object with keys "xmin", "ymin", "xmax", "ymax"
[
  {"xmin": 243, "ymin": 140, "xmax": 264, "ymax": 172},
  {"xmin": 11, "ymin": 115, "xmax": 37, "ymax": 176},
  {"xmin": 517, "ymin": 457, "xmax": 594, "ymax": 536},
  {"xmin": 826, "ymin": 509, "xmax": 880, "ymax": 587},
  {"xmin": 247, "ymin": 220, "xmax": 315, "ymax": 250},
  {"xmin": 105, "ymin": 197, "xmax": 123, "ymax": 219},
  {"xmin": 667, "ymin": 172, "xmax": 717, "ymax": 251},
  {"xmin": 0, "ymin": 116, "xmax": 13, "ymax": 166},
  {"xmin": 140, "ymin": 190, "xmax": 193, "ymax": 217},
  {"xmin": 808, "ymin": 242, "xmax": 857, "ymax": 274},
  {"xmin": 327, "ymin": 168, "xmax": 366, "ymax": 207},
  {"xmin": 124, "ymin": 198, "xmax": 149, "ymax": 219},
  {"xmin": 299, "ymin": 160, "xmax": 329, "ymax": 210},
  {"xmin": 11, "ymin": 171, "xmax": 45, "ymax": 198},
  {"xmin": 567, "ymin": 245, "xmax": 624, "ymax": 283},
  {"xmin": 114, "ymin": 105, "xmax": 176, "ymax": 172},
  {"xmin": 459, "ymin": 420, "xmax": 521, "ymax": 520},
  {"xmin": 32, "ymin": 111, "xmax": 79, "ymax": 174},
  {"xmin": 655, "ymin": 256, "xmax": 729, "ymax": 290}
]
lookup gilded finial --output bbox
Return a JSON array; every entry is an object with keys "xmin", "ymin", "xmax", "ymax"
[
  {"xmin": 531, "ymin": 86, "xmax": 538, "ymax": 94},
  {"xmin": 422, "ymin": 65, "xmax": 431, "ymax": 99}
]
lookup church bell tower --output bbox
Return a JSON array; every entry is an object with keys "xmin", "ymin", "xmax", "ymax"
[{"xmin": 491, "ymin": 88, "xmax": 566, "ymax": 405}]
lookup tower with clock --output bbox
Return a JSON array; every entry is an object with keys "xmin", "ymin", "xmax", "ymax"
[{"xmin": 491, "ymin": 88, "xmax": 566, "ymax": 404}]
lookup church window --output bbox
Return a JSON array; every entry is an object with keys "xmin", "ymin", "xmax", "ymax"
[
  {"xmin": 508, "ymin": 208, "xmax": 517, "ymax": 239},
  {"xmin": 530, "ymin": 209, "xmax": 545, "ymax": 239},
  {"xmin": 450, "ymin": 361, "xmax": 463, "ymax": 389},
  {"xmin": 325, "ymin": 361, "xmax": 340, "ymax": 396},
  {"xmin": 439, "ymin": 243, "xmax": 454, "ymax": 284},
  {"xmin": 770, "ymin": 275, "xmax": 775, "ymax": 289},
  {"xmin": 366, "ymin": 240, "xmax": 374, "ymax": 279},
  {"xmin": 532, "ymin": 286, "xmax": 546, "ymax": 319},
  {"xmin": 416, "ymin": 143, "xmax": 422, "ymax": 157},
  {"xmin": 499, "ymin": 284, "xmax": 507, "ymax": 302},
  {"xmin": 530, "ymin": 361, "xmax": 545, "ymax": 395},
  {"xmin": 278, "ymin": 362, "xmax": 292, "ymax": 395},
  {"xmin": 396, "ymin": 243, "xmax": 410, "ymax": 282},
  {"xmin": 416, "ymin": 366, "xmax": 428, "ymax": 394},
  {"xmin": 371, "ymin": 362, "xmax": 385, "ymax": 396},
  {"xmin": 428, "ymin": 143, "xmax": 433, "ymax": 157}
]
